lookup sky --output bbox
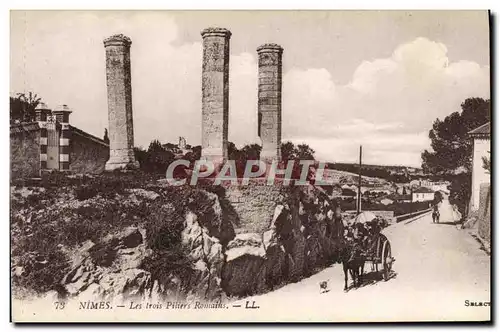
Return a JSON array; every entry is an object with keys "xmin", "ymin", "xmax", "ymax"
[{"xmin": 10, "ymin": 10, "xmax": 490, "ymax": 167}]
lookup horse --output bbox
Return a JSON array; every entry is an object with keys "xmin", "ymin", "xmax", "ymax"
[{"xmin": 339, "ymin": 240, "xmax": 365, "ymax": 291}]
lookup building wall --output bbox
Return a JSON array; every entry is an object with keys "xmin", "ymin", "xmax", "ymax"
[
  {"xmin": 471, "ymin": 138, "xmax": 491, "ymax": 210},
  {"xmin": 477, "ymin": 183, "xmax": 491, "ymax": 244},
  {"xmin": 224, "ymin": 180, "xmax": 289, "ymax": 234},
  {"xmin": 69, "ymin": 131, "xmax": 109, "ymax": 174},
  {"xmin": 430, "ymin": 183, "xmax": 449, "ymax": 193},
  {"xmin": 412, "ymin": 192, "xmax": 434, "ymax": 202},
  {"xmin": 344, "ymin": 210, "xmax": 395, "ymax": 223},
  {"xmin": 10, "ymin": 126, "xmax": 41, "ymax": 179}
]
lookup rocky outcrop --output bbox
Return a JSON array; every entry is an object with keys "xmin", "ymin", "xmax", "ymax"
[
  {"xmin": 60, "ymin": 227, "xmax": 161, "ymax": 302},
  {"xmin": 221, "ymin": 185, "xmax": 342, "ymax": 297},
  {"xmin": 12, "ymin": 180, "xmax": 342, "ymax": 302},
  {"xmin": 182, "ymin": 210, "xmax": 225, "ymax": 300}
]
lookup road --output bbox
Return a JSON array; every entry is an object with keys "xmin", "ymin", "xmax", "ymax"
[
  {"xmin": 232, "ymin": 198, "xmax": 491, "ymax": 322},
  {"xmin": 12, "ymin": 199, "xmax": 490, "ymax": 322}
]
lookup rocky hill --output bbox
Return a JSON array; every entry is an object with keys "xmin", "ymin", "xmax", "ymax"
[{"xmin": 11, "ymin": 173, "xmax": 344, "ymax": 303}]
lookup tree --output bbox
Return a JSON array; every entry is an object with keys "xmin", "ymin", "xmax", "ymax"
[
  {"xmin": 433, "ymin": 191, "xmax": 444, "ymax": 205},
  {"xmin": 10, "ymin": 92, "xmax": 41, "ymax": 123},
  {"xmin": 482, "ymin": 152, "xmax": 491, "ymax": 174},
  {"xmin": 163, "ymin": 143, "xmax": 181, "ymax": 154},
  {"xmin": 280, "ymin": 141, "xmax": 297, "ymax": 161},
  {"xmin": 296, "ymin": 144, "xmax": 315, "ymax": 160},
  {"xmin": 184, "ymin": 145, "xmax": 201, "ymax": 163},
  {"xmin": 103, "ymin": 128, "xmax": 110, "ymax": 144},
  {"xmin": 421, "ymin": 97, "xmax": 490, "ymax": 216},
  {"xmin": 240, "ymin": 144, "xmax": 262, "ymax": 160},
  {"xmin": 421, "ymin": 98, "xmax": 490, "ymax": 175},
  {"xmin": 135, "ymin": 140, "xmax": 175, "ymax": 174},
  {"xmin": 280, "ymin": 141, "xmax": 315, "ymax": 162},
  {"xmin": 279, "ymin": 141, "xmax": 316, "ymax": 181}
]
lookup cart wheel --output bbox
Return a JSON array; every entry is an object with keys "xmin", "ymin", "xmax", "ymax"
[{"xmin": 382, "ymin": 241, "xmax": 393, "ymax": 281}]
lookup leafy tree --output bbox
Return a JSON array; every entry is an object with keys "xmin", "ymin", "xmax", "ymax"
[
  {"xmin": 421, "ymin": 98, "xmax": 490, "ymax": 174},
  {"xmin": 421, "ymin": 97, "xmax": 490, "ymax": 216},
  {"xmin": 103, "ymin": 128, "xmax": 110, "ymax": 144},
  {"xmin": 163, "ymin": 143, "xmax": 181, "ymax": 154},
  {"xmin": 296, "ymin": 144, "xmax": 315, "ymax": 160},
  {"xmin": 225, "ymin": 142, "xmax": 263, "ymax": 177},
  {"xmin": 280, "ymin": 141, "xmax": 316, "ymax": 162},
  {"xmin": 240, "ymin": 144, "xmax": 262, "ymax": 160},
  {"xmin": 482, "ymin": 153, "xmax": 491, "ymax": 174},
  {"xmin": 135, "ymin": 140, "xmax": 175, "ymax": 174},
  {"xmin": 10, "ymin": 92, "xmax": 41, "ymax": 123},
  {"xmin": 134, "ymin": 147, "xmax": 148, "ymax": 168},
  {"xmin": 184, "ymin": 145, "xmax": 201, "ymax": 163},
  {"xmin": 280, "ymin": 141, "xmax": 297, "ymax": 161},
  {"xmin": 279, "ymin": 141, "xmax": 316, "ymax": 181}
]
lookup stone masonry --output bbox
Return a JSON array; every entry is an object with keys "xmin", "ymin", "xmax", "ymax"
[
  {"xmin": 257, "ymin": 44, "xmax": 283, "ymax": 163},
  {"xmin": 201, "ymin": 28, "xmax": 231, "ymax": 162},
  {"xmin": 104, "ymin": 34, "xmax": 139, "ymax": 171}
]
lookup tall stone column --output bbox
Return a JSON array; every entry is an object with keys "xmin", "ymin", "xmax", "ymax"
[
  {"xmin": 104, "ymin": 34, "xmax": 139, "ymax": 171},
  {"xmin": 257, "ymin": 44, "xmax": 283, "ymax": 163},
  {"xmin": 201, "ymin": 27, "xmax": 231, "ymax": 162}
]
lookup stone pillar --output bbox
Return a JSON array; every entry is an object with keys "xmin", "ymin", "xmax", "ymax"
[
  {"xmin": 35, "ymin": 103, "xmax": 51, "ymax": 173},
  {"xmin": 103, "ymin": 34, "xmax": 139, "ymax": 171},
  {"xmin": 53, "ymin": 104, "xmax": 72, "ymax": 171},
  {"xmin": 257, "ymin": 44, "xmax": 283, "ymax": 163},
  {"xmin": 201, "ymin": 27, "xmax": 231, "ymax": 162}
]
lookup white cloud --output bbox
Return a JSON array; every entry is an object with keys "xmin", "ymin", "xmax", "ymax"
[{"xmin": 281, "ymin": 37, "xmax": 489, "ymax": 166}]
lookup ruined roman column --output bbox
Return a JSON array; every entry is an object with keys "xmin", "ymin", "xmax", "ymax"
[
  {"xmin": 103, "ymin": 34, "xmax": 139, "ymax": 171},
  {"xmin": 201, "ymin": 27, "xmax": 231, "ymax": 162},
  {"xmin": 257, "ymin": 43, "xmax": 283, "ymax": 163}
]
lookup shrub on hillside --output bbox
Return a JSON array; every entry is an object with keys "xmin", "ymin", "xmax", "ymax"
[{"xmin": 11, "ymin": 173, "xmax": 229, "ymax": 297}]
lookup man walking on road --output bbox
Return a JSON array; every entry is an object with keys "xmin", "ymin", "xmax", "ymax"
[{"xmin": 432, "ymin": 203, "xmax": 440, "ymax": 223}]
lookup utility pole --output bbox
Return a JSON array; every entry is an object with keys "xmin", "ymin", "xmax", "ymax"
[{"xmin": 357, "ymin": 145, "xmax": 362, "ymax": 215}]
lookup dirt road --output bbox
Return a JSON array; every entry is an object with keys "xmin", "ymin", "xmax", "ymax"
[
  {"xmin": 232, "ymin": 199, "xmax": 491, "ymax": 322},
  {"xmin": 13, "ymin": 199, "xmax": 490, "ymax": 322}
]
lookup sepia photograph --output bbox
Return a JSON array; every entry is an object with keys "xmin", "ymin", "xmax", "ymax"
[{"xmin": 9, "ymin": 9, "xmax": 491, "ymax": 323}]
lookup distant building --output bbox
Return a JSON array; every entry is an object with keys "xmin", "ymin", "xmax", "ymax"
[
  {"xmin": 469, "ymin": 122, "xmax": 491, "ymax": 211},
  {"xmin": 178, "ymin": 136, "xmax": 187, "ymax": 150},
  {"xmin": 389, "ymin": 193, "xmax": 412, "ymax": 203},
  {"xmin": 412, "ymin": 187, "xmax": 435, "ymax": 202}
]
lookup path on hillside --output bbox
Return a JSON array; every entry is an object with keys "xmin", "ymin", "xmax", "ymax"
[{"xmin": 230, "ymin": 198, "xmax": 490, "ymax": 322}]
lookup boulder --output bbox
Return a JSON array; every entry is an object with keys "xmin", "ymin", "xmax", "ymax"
[
  {"xmin": 182, "ymin": 210, "xmax": 225, "ymax": 300},
  {"xmin": 225, "ymin": 233, "xmax": 265, "ymax": 262}
]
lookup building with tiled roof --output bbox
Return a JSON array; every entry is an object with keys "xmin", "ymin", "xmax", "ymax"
[
  {"xmin": 412, "ymin": 186, "xmax": 435, "ymax": 202},
  {"xmin": 469, "ymin": 122, "xmax": 490, "ymax": 137}
]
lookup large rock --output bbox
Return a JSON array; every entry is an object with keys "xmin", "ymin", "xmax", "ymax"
[
  {"xmin": 60, "ymin": 226, "xmax": 161, "ymax": 302},
  {"xmin": 182, "ymin": 211, "xmax": 225, "ymax": 300},
  {"xmin": 220, "ymin": 186, "xmax": 343, "ymax": 297}
]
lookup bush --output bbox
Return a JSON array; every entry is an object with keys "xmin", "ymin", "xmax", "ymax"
[
  {"xmin": 448, "ymin": 173, "xmax": 471, "ymax": 218},
  {"xmin": 11, "ymin": 171, "xmax": 231, "ymax": 297},
  {"xmin": 12, "ymin": 249, "xmax": 70, "ymax": 294}
]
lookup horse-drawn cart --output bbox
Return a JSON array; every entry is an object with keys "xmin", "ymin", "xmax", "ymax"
[
  {"xmin": 341, "ymin": 212, "xmax": 396, "ymax": 290},
  {"xmin": 363, "ymin": 233, "xmax": 395, "ymax": 281}
]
